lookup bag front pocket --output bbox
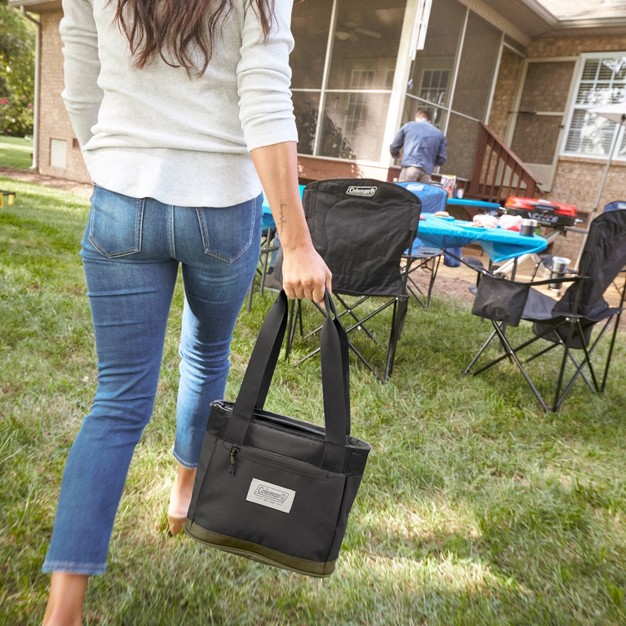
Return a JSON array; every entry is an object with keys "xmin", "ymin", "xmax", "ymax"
[{"xmin": 192, "ymin": 441, "xmax": 346, "ymax": 562}]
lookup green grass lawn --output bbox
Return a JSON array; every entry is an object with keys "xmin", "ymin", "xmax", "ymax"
[
  {"xmin": 0, "ymin": 135, "xmax": 33, "ymax": 170},
  {"xmin": 1, "ymin": 175, "xmax": 625, "ymax": 625}
]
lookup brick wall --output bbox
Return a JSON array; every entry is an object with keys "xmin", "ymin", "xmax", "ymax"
[
  {"xmin": 528, "ymin": 33, "xmax": 626, "ymax": 59},
  {"xmin": 488, "ymin": 33, "xmax": 626, "ymax": 260},
  {"xmin": 38, "ymin": 11, "xmax": 90, "ymax": 183},
  {"xmin": 532, "ymin": 34, "xmax": 626, "ymax": 258},
  {"xmin": 488, "ymin": 47, "xmax": 524, "ymax": 141}
]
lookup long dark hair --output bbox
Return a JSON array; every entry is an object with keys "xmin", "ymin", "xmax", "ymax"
[{"xmin": 114, "ymin": 0, "xmax": 275, "ymax": 74}]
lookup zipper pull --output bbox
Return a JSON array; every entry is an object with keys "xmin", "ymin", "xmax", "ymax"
[{"xmin": 228, "ymin": 445, "xmax": 240, "ymax": 475}]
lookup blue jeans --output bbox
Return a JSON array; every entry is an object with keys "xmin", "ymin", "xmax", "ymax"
[{"xmin": 43, "ymin": 186, "xmax": 262, "ymax": 575}]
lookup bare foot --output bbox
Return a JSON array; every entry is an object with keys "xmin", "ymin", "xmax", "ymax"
[{"xmin": 167, "ymin": 465, "xmax": 196, "ymax": 536}]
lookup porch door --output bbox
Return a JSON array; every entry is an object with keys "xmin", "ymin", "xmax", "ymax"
[{"xmin": 510, "ymin": 60, "xmax": 576, "ymax": 192}]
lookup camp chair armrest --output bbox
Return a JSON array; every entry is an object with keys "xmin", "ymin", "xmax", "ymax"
[
  {"xmin": 526, "ymin": 275, "xmax": 583, "ymax": 289},
  {"xmin": 462, "ymin": 255, "xmax": 585, "ymax": 290}
]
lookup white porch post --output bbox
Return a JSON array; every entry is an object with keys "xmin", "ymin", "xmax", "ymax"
[{"xmin": 380, "ymin": 0, "xmax": 421, "ymax": 168}]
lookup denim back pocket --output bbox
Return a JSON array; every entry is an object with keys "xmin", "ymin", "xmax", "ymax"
[
  {"xmin": 88, "ymin": 186, "xmax": 145, "ymax": 258},
  {"xmin": 195, "ymin": 196, "xmax": 260, "ymax": 263}
]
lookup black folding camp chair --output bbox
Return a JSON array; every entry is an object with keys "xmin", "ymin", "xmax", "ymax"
[
  {"xmin": 464, "ymin": 208, "xmax": 626, "ymax": 411},
  {"xmin": 282, "ymin": 178, "xmax": 421, "ymax": 382}
]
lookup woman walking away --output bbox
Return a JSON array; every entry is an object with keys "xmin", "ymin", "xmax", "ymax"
[{"xmin": 42, "ymin": 1, "xmax": 331, "ymax": 623}]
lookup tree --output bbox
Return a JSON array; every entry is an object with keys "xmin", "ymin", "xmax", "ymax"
[{"xmin": 0, "ymin": 0, "xmax": 35, "ymax": 136}]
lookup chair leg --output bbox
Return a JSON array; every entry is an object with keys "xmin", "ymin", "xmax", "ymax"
[
  {"xmin": 246, "ymin": 228, "xmax": 277, "ymax": 312},
  {"xmin": 464, "ymin": 327, "xmax": 505, "ymax": 375},
  {"xmin": 466, "ymin": 321, "xmax": 552, "ymax": 411},
  {"xmin": 470, "ymin": 316, "xmax": 619, "ymax": 411},
  {"xmin": 425, "ymin": 254, "xmax": 441, "ymax": 307},
  {"xmin": 406, "ymin": 253, "xmax": 442, "ymax": 309},
  {"xmin": 335, "ymin": 293, "xmax": 378, "ymax": 342},
  {"xmin": 522, "ymin": 336, "xmax": 594, "ymax": 391},
  {"xmin": 294, "ymin": 328, "xmax": 387, "ymax": 382},
  {"xmin": 491, "ymin": 322, "xmax": 551, "ymax": 411},
  {"xmin": 601, "ymin": 278, "xmax": 625, "ymax": 392},
  {"xmin": 384, "ymin": 298, "xmax": 407, "ymax": 381},
  {"xmin": 552, "ymin": 328, "xmax": 575, "ymax": 412},
  {"xmin": 246, "ymin": 272, "xmax": 256, "ymax": 312},
  {"xmin": 550, "ymin": 320, "xmax": 598, "ymax": 411},
  {"xmin": 473, "ymin": 320, "xmax": 573, "ymax": 376},
  {"xmin": 601, "ymin": 315, "xmax": 622, "ymax": 392},
  {"xmin": 553, "ymin": 317, "xmax": 617, "ymax": 406}
]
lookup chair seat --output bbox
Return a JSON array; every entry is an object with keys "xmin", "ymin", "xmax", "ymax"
[
  {"xmin": 522, "ymin": 288, "xmax": 559, "ymax": 321},
  {"xmin": 523, "ymin": 287, "xmax": 616, "ymax": 323},
  {"xmin": 410, "ymin": 246, "xmax": 442, "ymax": 258}
]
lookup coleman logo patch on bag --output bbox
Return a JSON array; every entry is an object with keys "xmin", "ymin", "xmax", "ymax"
[
  {"xmin": 346, "ymin": 185, "xmax": 377, "ymax": 198},
  {"xmin": 246, "ymin": 478, "xmax": 295, "ymax": 513}
]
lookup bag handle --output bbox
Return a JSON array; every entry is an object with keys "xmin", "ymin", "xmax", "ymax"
[{"xmin": 225, "ymin": 290, "xmax": 351, "ymax": 472}]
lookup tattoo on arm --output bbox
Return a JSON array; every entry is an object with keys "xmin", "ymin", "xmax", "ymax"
[{"xmin": 278, "ymin": 202, "xmax": 287, "ymax": 232}]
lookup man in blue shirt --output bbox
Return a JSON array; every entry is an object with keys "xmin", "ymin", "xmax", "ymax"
[{"xmin": 390, "ymin": 110, "xmax": 447, "ymax": 183}]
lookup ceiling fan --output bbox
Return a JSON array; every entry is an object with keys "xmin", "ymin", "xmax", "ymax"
[{"xmin": 335, "ymin": 21, "xmax": 382, "ymax": 42}]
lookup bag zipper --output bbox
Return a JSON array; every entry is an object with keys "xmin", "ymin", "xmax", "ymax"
[
  {"xmin": 229, "ymin": 445, "xmax": 240, "ymax": 475},
  {"xmin": 225, "ymin": 443, "xmax": 335, "ymax": 480}
]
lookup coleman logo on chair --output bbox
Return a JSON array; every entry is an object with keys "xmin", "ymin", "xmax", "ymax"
[
  {"xmin": 246, "ymin": 478, "xmax": 295, "ymax": 513},
  {"xmin": 346, "ymin": 185, "xmax": 377, "ymax": 198}
]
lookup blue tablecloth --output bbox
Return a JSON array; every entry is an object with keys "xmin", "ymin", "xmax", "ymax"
[
  {"xmin": 413, "ymin": 214, "xmax": 548, "ymax": 263},
  {"xmin": 398, "ymin": 183, "xmax": 502, "ymax": 266},
  {"xmin": 397, "ymin": 182, "xmax": 501, "ymax": 214},
  {"xmin": 439, "ymin": 200, "xmax": 500, "ymax": 265}
]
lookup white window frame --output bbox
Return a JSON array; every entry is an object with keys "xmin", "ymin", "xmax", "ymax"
[
  {"xmin": 344, "ymin": 70, "xmax": 376, "ymax": 142},
  {"xmin": 419, "ymin": 68, "xmax": 450, "ymax": 108},
  {"xmin": 561, "ymin": 52, "xmax": 626, "ymax": 162}
]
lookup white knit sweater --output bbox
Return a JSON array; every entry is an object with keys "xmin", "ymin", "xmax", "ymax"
[{"xmin": 60, "ymin": 0, "xmax": 298, "ymax": 207}]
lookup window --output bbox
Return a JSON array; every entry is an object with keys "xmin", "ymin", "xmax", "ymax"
[
  {"xmin": 420, "ymin": 69, "xmax": 449, "ymax": 106},
  {"xmin": 291, "ymin": 0, "xmax": 405, "ymax": 162},
  {"xmin": 345, "ymin": 70, "xmax": 375, "ymax": 141},
  {"xmin": 563, "ymin": 54, "xmax": 626, "ymax": 160},
  {"xmin": 417, "ymin": 69, "xmax": 450, "ymax": 123},
  {"xmin": 407, "ymin": 0, "xmax": 466, "ymax": 125}
]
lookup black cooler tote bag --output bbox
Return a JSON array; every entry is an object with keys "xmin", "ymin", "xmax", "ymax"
[{"xmin": 185, "ymin": 291, "xmax": 370, "ymax": 577}]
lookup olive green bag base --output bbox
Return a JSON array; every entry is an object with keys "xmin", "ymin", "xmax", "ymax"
[
  {"xmin": 185, "ymin": 522, "xmax": 336, "ymax": 578},
  {"xmin": 184, "ymin": 291, "xmax": 370, "ymax": 577}
]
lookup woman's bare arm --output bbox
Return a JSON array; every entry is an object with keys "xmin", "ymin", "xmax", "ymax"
[{"xmin": 250, "ymin": 141, "xmax": 331, "ymax": 304}]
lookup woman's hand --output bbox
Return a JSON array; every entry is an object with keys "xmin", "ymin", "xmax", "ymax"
[{"xmin": 280, "ymin": 242, "xmax": 332, "ymax": 305}]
